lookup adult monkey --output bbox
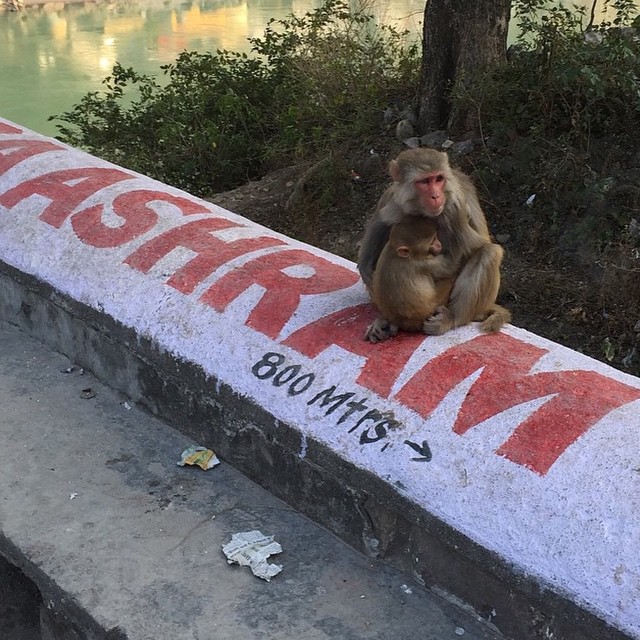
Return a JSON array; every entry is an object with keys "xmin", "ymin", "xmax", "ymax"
[{"xmin": 358, "ymin": 148, "xmax": 510, "ymax": 340}]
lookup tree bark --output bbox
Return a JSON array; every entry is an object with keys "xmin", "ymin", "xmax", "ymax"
[{"xmin": 418, "ymin": 0, "xmax": 511, "ymax": 135}]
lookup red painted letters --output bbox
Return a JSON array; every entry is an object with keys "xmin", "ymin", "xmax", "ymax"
[
  {"xmin": 395, "ymin": 333, "xmax": 640, "ymax": 474},
  {"xmin": 284, "ymin": 304, "xmax": 424, "ymax": 398},
  {"xmin": 201, "ymin": 249, "xmax": 360, "ymax": 339},
  {"xmin": 0, "ymin": 167, "xmax": 133, "ymax": 227},
  {"xmin": 125, "ymin": 217, "xmax": 286, "ymax": 293},
  {"xmin": 0, "ymin": 123, "xmax": 23, "ymax": 135},
  {"xmin": 73, "ymin": 190, "xmax": 210, "ymax": 248},
  {"xmin": 0, "ymin": 139, "xmax": 63, "ymax": 176}
]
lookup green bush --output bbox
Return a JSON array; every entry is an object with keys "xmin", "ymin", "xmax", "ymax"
[
  {"xmin": 453, "ymin": 0, "xmax": 640, "ymax": 253},
  {"xmin": 463, "ymin": 0, "xmax": 640, "ymax": 143},
  {"xmin": 51, "ymin": 53, "xmax": 277, "ymax": 195},
  {"xmin": 50, "ymin": 0, "xmax": 419, "ymax": 196},
  {"xmin": 250, "ymin": 0, "xmax": 419, "ymax": 162}
]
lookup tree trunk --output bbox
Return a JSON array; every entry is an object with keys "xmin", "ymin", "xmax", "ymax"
[{"xmin": 418, "ymin": 0, "xmax": 511, "ymax": 135}]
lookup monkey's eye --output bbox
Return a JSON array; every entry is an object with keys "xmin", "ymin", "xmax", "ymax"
[{"xmin": 435, "ymin": 174, "xmax": 445, "ymax": 183}]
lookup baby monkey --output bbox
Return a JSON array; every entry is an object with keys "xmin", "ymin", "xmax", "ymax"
[{"xmin": 367, "ymin": 215, "xmax": 455, "ymax": 343}]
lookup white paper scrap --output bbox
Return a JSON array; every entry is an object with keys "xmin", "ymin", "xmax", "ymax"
[{"xmin": 222, "ymin": 530, "xmax": 283, "ymax": 581}]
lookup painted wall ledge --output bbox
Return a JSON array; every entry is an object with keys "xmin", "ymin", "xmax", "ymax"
[{"xmin": 1, "ymin": 118, "xmax": 639, "ymax": 640}]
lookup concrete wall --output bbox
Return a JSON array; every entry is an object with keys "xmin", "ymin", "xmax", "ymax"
[{"xmin": 1, "ymin": 118, "xmax": 639, "ymax": 640}]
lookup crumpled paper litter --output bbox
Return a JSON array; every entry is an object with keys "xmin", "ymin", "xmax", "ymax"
[{"xmin": 222, "ymin": 530, "xmax": 283, "ymax": 581}]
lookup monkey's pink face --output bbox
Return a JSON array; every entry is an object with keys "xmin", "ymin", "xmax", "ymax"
[{"xmin": 415, "ymin": 172, "xmax": 446, "ymax": 216}]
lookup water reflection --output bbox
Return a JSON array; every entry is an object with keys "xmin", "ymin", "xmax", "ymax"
[{"xmin": 0, "ymin": 0, "xmax": 635, "ymax": 136}]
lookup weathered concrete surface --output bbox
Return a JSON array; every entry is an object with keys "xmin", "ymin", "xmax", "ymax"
[
  {"xmin": 1, "ymin": 118, "xmax": 640, "ymax": 640},
  {"xmin": 0, "ymin": 320, "xmax": 503, "ymax": 640}
]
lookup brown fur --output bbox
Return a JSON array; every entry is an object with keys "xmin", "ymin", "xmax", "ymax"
[
  {"xmin": 358, "ymin": 148, "xmax": 510, "ymax": 339},
  {"xmin": 368, "ymin": 216, "xmax": 453, "ymax": 340}
]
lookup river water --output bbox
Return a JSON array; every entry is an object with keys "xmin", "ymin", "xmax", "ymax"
[{"xmin": 0, "ymin": 0, "xmax": 634, "ymax": 137}]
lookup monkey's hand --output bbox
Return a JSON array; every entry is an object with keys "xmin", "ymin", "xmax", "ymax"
[
  {"xmin": 364, "ymin": 317, "xmax": 398, "ymax": 343},
  {"xmin": 422, "ymin": 306, "xmax": 454, "ymax": 336},
  {"xmin": 423, "ymin": 254, "xmax": 458, "ymax": 280}
]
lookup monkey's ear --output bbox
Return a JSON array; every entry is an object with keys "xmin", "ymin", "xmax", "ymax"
[
  {"xmin": 396, "ymin": 246, "xmax": 410, "ymax": 258},
  {"xmin": 389, "ymin": 159, "xmax": 401, "ymax": 182}
]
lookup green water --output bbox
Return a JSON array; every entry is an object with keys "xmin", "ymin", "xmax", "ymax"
[{"xmin": 0, "ymin": 0, "xmax": 423, "ymax": 136}]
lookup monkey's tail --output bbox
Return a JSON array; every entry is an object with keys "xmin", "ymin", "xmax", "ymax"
[{"xmin": 478, "ymin": 304, "xmax": 511, "ymax": 333}]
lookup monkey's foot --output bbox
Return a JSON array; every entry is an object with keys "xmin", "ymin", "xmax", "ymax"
[
  {"xmin": 364, "ymin": 318, "xmax": 398, "ymax": 343},
  {"xmin": 422, "ymin": 306, "xmax": 453, "ymax": 336}
]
